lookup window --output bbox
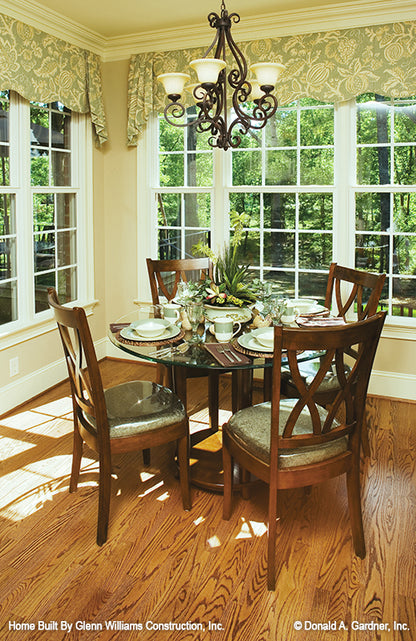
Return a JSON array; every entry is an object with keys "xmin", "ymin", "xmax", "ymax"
[
  {"xmin": 150, "ymin": 94, "xmax": 416, "ymax": 323},
  {"xmin": 0, "ymin": 91, "xmax": 90, "ymax": 332}
]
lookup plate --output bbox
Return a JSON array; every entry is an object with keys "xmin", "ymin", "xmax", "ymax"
[
  {"xmin": 203, "ymin": 304, "xmax": 253, "ymax": 324},
  {"xmin": 297, "ymin": 304, "xmax": 328, "ymax": 317},
  {"xmin": 120, "ymin": 324, "xmax": 181, "ymax": 342},
  {"xmin": 237, "ymin": 332, "xmax": 273, "ymax": 353}
]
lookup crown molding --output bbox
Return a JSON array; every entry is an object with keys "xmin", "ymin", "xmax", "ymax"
[{"xmin": 0, "ymin": 0, "xmax": 415, "ymax": 62}]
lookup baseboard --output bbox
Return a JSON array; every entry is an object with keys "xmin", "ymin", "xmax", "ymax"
[{"xmin": 1, "ymin": 339, "xmax": 414, "ymax": 417}]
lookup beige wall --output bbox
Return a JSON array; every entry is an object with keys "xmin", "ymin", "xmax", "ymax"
[{"xmin": 1, "ymin": 58, "xmax": 415, "ymax": 414}]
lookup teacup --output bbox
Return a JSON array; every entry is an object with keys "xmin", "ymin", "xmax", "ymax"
[
  {"xmin": 214, "ymin": 317, "xmax": 241, "ymax": 343},
  {"xmin": 281, "ymin": 301, "xmax": 299, "ymax": 324},
  {"xmin": 163, "ymin": 302, "xmax": 181, "ymax": 322}
]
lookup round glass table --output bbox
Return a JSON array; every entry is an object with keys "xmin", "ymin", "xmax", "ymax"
[{"xmin": 109, "ymin": 305, "xmax": 320, "ymax": 491}]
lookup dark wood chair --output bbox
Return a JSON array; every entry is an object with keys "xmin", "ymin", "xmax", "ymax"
[
  {"xmin": 223, "ymin": 311, "xmax": 386, "ymax": 590},
  {"xmin": 146, "ymin": 257, "xmax": 222, "ymax": 434},
  {"xmin": 280, "ymin": 263, "xmax": 386, "ymax": 455},
  {"xmin": 48, "ymin": 287, "xmax": 191, "ymax": 546}
]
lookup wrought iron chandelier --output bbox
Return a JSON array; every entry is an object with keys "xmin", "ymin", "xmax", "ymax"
[{"xmin": 157, "ymin": 1, "xmax": 284, "ymax": 150}]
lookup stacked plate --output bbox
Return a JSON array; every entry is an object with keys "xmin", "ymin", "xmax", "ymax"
[
  {"xmin": 237, "ymin": 327, "xmax": 274, "ymax": 353},
  {"xmin": 120, "ymin": 318, "xmax": 180, "ymax": 342}
]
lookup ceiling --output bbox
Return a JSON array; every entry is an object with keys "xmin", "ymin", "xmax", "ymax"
[{"xmin": 9, "ymin": 0, "xmax": 411, "ymax": 39}]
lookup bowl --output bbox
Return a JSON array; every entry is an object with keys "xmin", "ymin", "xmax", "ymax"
[
  {"xmin": 289, "ymin": 298, "xmax": 318, "ymax": 314},
  {"xmin": 131, "ymin": 318, "xmax": 171, "ymax": 338},
  {"xmin": 252, "ymin": 327, "xmax": 274, "ymax": 348}
]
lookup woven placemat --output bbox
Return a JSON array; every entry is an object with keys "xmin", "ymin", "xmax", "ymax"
[
  {"xmin": 115, "ymin": 328, "xmax": 185, "ymax": 347},
  {"xmin": 232, "ymin": 339, "xmax": 273, "ymax": 359}
]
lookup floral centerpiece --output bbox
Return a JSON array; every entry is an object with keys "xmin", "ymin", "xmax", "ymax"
[{"xmin": 192, "ymin": 211, "xmax": 258, "ymax": 309}]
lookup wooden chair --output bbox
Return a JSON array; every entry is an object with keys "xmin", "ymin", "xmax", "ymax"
[
  {"xmin": 280, "ymin": 263, "xmax": 386, "ymax": 455},
  {"xmin": 146, "ymin": 257, "xmax": 222, "ymax": 434},
  {"xmin": 223, "ymin": 311, "xmax": 386, "ymax": 590},
  {"xmin": 48, "ymin": 287, "xmax": 191, "ymax": 546}
]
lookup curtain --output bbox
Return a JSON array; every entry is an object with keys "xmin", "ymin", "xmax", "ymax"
[
  {"xmin": 127, "ymin": 20, "xmax": 416, "ymax": 146},
  {"xmin": 0, "ymin": 13, "xmax": 107, "ymax": 145}
]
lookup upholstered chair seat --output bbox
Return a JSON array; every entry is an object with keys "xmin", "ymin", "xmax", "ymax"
[{"xmin": 227, "ymin": 399, "xmax": 348, "ymax": 467}]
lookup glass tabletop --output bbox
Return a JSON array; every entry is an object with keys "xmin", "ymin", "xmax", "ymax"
[{"xmin": 108, "ymin": 304, "xmax": 321, "ymax": 371}]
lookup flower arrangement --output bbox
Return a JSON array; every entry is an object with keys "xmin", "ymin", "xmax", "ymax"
[{"xmin": 192, "ymin": 211, "xmax": 258, "ymax": 308}]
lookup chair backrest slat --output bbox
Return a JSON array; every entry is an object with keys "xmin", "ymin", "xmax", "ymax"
[
  {"xmin": 146, "ymin": 257, "xmax": 213, "ymax": 304},
  {"xmin": 325, "ymin": 262, "xmax": 386, "ymax": 321}
]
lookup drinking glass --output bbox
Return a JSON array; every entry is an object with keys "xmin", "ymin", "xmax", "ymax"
[{"xmin": 185, "ymin": 302, "xmax": 204, "ymax": 343}]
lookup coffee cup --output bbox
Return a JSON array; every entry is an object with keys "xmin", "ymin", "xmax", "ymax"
[
  {"xmin": 214, "ymin": 317, "xmax": 241, "ymax": 343},
  {"xmin": 281, "ymin": 302, "xmax": 299, "ymax": 324},
  {"xmin": 163, "ymin": 302, "xmax": 181, "ymax": 322}
]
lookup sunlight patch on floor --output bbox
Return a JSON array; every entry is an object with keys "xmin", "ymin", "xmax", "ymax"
[
  {"xmin": 207, "ymin": 534, "xmax": 221, "ymax": 548},
  {"xmin": 235, "ymin": 517, "xmax": 268, "ymax": 540}
]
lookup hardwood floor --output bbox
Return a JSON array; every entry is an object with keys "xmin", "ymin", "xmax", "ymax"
[{"xmin": 0, "ymin": 360, "xmax": 415, "ymax": 640}]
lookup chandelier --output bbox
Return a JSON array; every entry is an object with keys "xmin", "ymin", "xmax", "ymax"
[{"xmin": 157, "ymin": 1, "xmax": 284, "ymax": 150}]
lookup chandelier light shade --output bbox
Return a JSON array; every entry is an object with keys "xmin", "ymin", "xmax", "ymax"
[{"xmin": 157, "ymin": 1, "xmax": 284, "ymax": 150}]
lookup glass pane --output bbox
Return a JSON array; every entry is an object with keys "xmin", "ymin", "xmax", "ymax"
[
  {"xmin": 269, "ymin": 270, "xmax": 295, "ymax": 296},
  {"xmin": 356, "ymin": 192, "xmax": 391, "ymax": 232},
  {"xmin": 357, "ymin": 146, "xmax": 391, "ymax": 185},
  {"xmin": 51, "ymin": 151, "xmax": 71, "ymax": 186},
  {"xmin": 394, "ymin": 104, "xmax": 416, "ymax": 143},
  {"xmin": 31, "ymin": 106, "xmax": 49, "ymax": 147},
  {"xmin": 57, "ymin": 267, "xmax": 77, "ymax": 303},
  {"xmin": 264, "ymin": 193, "xmax": 295, "ymax": 229},
  {"xmin": 237, "ymin": 230, "xmax": 260, "ymax": 266},
  {"xmin": 0, "ymin": 281, "xmax": 17, "ymax": 325},
  {"xmin": 393, "ymin": 193, "xmax": 416, "ymax": 233},
  {"xmin": 31, "ymin": 150, "xmax": 49, "ymax": 186},
  {"xmin": 51, "ymin": 111, "xmax": 71, "ymax": 149},
  {"xmin": 34, "ymin": 232, "xmax": 55, "ymax": 272},
  {"xmin": 356, "ymin": 98, "xmax": 391, "ymax": 145},
  {"xmin": 392, "ymin": 278, "xmax": 416, "ymax": 317},
  {"xmin": 299, "ymin": 271, "xmax": 328, "ymax": 303},
  {"xmin": 300, "ymin": 148, "xmax": 333, "ymax": 185},
  {"xmin": 264, "ymin": 232, "xmax": 295, "ymax": 268},
  {"xmin": 355, "ymin": 233, "xmax": 390, "ymax": 273},
  {"xmin": 0, "ymin": 238, "xmax": 16, "ymax": 279},
  {"xmin": 265, "ymin": 150, "xmax": 296, "ymax": 185},
  {"xmin": 186, "ymin": 153, "xmax": 213, "ymax": 187},
  {"xmin": 232, "ymin": 150, "xmax": 262, "ymax": 185},
  {"xmin": 299, "ymin": 232, "xmax": 332, "ymax": 268},
  {"xmin": 33, "ymin": 193, "xmax": 54, "ymax": 232},
  {"xmin": 56, "ymin": 193, "xmax": 76, "ymax": 229},
  {"xmin": 57, "ymin": 230, "xmax": 77, "ymax": 267},
  {"xmin": 0, "ymin": 194, "xmax": 15, "ymax": 234},
  {"xmin": 231, "ymin": 125, "xmax": 261, "ymax": 149},
  {"xmin": 230, "ymin": 193, "xmax": 260, "ymax": 225},
  {"xmin": 0, "ymin": 153, "xmax": 10, "ymax": 186},
  {"xmin": 159, "ymin": 118, "xmax": 184, "ymax": 152},
  {"xmin": 158, "ymin": 193, "xmax": 181, "ymax": 226},
  {"xmin": 300, "ymin": 108, "xmax": 334, "ymax": 146},
  {"xmin": 158, "ymin": 228, "xmax": 181, "ymax": 260},
  {"xmin": 159, "ymin": 154, "xmax": 184, "ymax": 187},
  {"xmin": 35, "ymin": 271, "xmax": 55, "ymax": 313},
  {"xmin": 393, "ymin": 235, "xmax": 416, "ymax": 276},
  {"xmin": 299, "ymin": 193, "xmax": 333, "ymax": 230},
  {"xmin": 184, "ymin": 193, "xmax": 210, "ymax": 227},
  {"xmin": 0, "ymin": 97, "xmax": 9, "ymax": 143},
  {"xmin": 265, "ymin": 109, "xmax": 297, "ymax": 147},
  {"xmin": 394, "ymin": 146, "xmax": 416, "ymax": 184},
  {"xmin": 184, "ymin": 229, "xmax": 209, "ymax": 259}
]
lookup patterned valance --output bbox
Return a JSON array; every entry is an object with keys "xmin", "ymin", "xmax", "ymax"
[
  {"xmin": 127, "ymin": 20, "xmax": 416, "ymax": 146},
  {"xmin": 0, "ymin": 13, "xmax": 107, "ymax": 145}
]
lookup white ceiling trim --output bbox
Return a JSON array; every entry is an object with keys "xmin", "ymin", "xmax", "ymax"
[{"xmin": 1, "ymin": 0, "xmax": 416, "ymax": 62}]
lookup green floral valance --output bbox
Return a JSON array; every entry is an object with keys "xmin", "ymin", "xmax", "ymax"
[
  {"xmin": 127, "ymin": 20, "xmax": 416, "ymax": 146},
  {"xmin": 0, "ymin": 13, "xmax": 107, "ymax": 145}
]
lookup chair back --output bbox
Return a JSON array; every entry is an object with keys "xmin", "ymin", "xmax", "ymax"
[
  {"xmin": 48, "ymin": 288, "xmax": 109, "ymax": 452},
  {"xmin": 146, "ymin": 257, "xmax": 213, "ymax": 304},
  {"xmin": 324, "ymin": 263, "xmax": 386, "ymax": 321},
  {"xmin": 271, "ymin": 312, "xmax": 386, "ymax": 459}
]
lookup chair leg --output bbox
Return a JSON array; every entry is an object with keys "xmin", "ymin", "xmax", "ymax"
[
  {"xmin": 222, "ymin": 440, "xmax": 233, "ymax": 520},
  {"xmin": 177, "ymin": 433, "xmax": 191, "ymax": 511},
  {"xmin": 208, "ymin": 371, "xmax": 219, "ymax": 433},
  {"xmin": 267, "ymin": 484, "xmax": 278, "ymax": 591},
  {"xmin": 241, "ymin": 467, "xmax": 251, "ymax": 500},
  {"xmin": 96, "ymin": 455, "xmax": 112, "ymax": 546},
  {"xmin": 69, "ymin": 422, "xmax": 83, "ymax": 493},
  {"xmin": 360, "ymin": 415, "xmax": 371, "ymax": 458},
  {"xmin": 346, "ymin": 466, "xmax": 366, "ymax": 559},
  {"xmin": 142, "ymin": 449, "xmax": 151, "ymax": 466}
]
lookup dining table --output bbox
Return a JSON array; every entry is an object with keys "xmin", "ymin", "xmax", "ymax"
[{"xmin": 108, "ymin": 303, "xmax": 323, "ymax": 492}]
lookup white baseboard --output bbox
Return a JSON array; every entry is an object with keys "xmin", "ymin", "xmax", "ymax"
[{"xmin": 1, "ymin": 341, "xmax": 414, "ymax": 417}]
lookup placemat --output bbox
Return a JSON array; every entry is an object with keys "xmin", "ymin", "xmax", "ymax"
[
  {"xmin": 113, "ymin": 326, "xmax": 185, "ymax": 347},
  {"xmin": 204, "ymin": 342, "xmax": 252, "ymax": 366}
]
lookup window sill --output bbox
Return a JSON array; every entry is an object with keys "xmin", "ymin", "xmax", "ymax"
[{"xmin": 0, "ymin": 300, "xmax": 99, "ymax": 351}]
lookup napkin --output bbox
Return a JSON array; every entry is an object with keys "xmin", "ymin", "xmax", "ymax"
[
  {"xmin": 296, "ymin": 316, "xmax": 346, "ymax": 328},
  {"xmin": 110, "ymin": 322, "xmax": 130, "ymax": 333},
  {"xmin": 204, "ymin": 343, "xmax": 252, "ymax": 366}
]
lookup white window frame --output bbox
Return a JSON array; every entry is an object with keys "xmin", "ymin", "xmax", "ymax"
[{"xmin": 0, "ymin": 92, "xmax": 95, "ymax": 348}]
